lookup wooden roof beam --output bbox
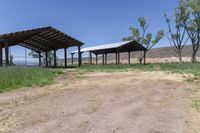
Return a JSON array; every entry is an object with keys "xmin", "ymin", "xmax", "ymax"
[
  {"xmin": 29, "ymin": 37, "xmax": 57, "ymax": 50},
  {"xmin": 0, "ymin": 27, "xmax": 50, "ymax": 39},
  {"xmin": 37, "ymin": 34, "xmax": 65, "ymax": 47},
  {"xmin": 24, "ymin": 40, "xmax": 51, "ymax": 51},
  {"xmin": 19, "ymin": 43, "xmax": 42, "ymax": 53}
]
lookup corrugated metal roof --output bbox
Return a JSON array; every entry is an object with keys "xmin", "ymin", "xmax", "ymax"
[{"xmin": 71, "ymin": 41, "xmax": 133, "ymax": 54}]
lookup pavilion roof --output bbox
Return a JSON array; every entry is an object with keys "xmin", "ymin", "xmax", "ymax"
[
  {"xmin": 0, "ymin": 26, "xmax": 83, "ymax": 52},
  {"xmin": 71, "ymin": 40, "xmax": 146, "ymax": 55}
]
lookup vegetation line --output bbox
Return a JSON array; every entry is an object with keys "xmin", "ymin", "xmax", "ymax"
[
  {"xmin": 0, "ymin": 67, "xmax": 62, "ymax": 92},
  {"xmin": 78, "ymin": 62, "xmax": 200, "ymax": 76}
]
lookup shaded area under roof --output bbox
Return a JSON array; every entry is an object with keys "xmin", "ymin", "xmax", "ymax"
[
  {"xmin": 71, "ymin": 41, "xmax": 146, "ymax": 55},
  {"xmin": 0, "ymin": 26, "xmax": 83, "ymax": 52}
]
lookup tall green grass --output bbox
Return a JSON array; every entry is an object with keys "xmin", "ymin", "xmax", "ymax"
[
  {"xmin": 78, "ymin": 62, "xmax": 200, "ymax": 76},
  {"xmin": 152, "ymin": 62, "xmax": 200, "ymax": 76},
  {"xmin": 1, "ymin": 63, "xmax": 199, "ymax": 92},
  {"xmin": 192, "ymin": 97, "xmax": 200, "ymax": 111},
  {"xmin": 0, "ymin": 67, "xmax": 61, "ymax": 92}
]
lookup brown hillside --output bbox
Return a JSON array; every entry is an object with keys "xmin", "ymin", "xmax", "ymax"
[{"xmin": 58, "ymin": 45, "xmax": 200, "ymax": 64}]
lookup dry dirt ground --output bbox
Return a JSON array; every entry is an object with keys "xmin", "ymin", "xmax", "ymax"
[{"xmin": 0, "ymin": 70, "xmax": 200, "ymax": 133}]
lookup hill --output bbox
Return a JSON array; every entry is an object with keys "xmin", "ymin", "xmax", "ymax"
[{"xmin": 58, "ymin": 45, "xmax": 200, "ymax": 65}]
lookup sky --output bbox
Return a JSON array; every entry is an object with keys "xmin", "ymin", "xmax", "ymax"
[{"xmin": 0, "ymin": 0, "xmax": 178, "ymax": 62}]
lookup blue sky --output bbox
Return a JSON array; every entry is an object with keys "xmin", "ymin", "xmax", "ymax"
[{"xmin": 0, "ymin": 0, "xmax": 178, "ymax": 62}]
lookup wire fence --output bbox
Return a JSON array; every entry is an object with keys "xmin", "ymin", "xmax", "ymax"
[{"xmin": 4, "ymin": 55, "xmax": 40, "ymax": 66}]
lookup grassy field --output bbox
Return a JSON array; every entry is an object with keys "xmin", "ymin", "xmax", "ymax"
[
  {"xmin": 78, "ymin": 62, "xmax": 200, "ymax": 76},
  {"xmin": 0, "ymin": 67, "xmax": 61, "ymax": 92},
  {"xmin": 1, "ymin": 63, "xmax": 200, "ymax": 92}
]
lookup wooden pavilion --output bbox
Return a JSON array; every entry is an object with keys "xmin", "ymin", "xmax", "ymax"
[
  {"xmin": 71, "ymin": 40, "xmax": 146, "ymax": 65},
  {"xmin": 0, "ymin": 26, "xmax": 83, "ymax": 67}
]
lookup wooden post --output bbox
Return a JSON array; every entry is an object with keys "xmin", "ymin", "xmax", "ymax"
[
  {"xmin": 39, "ymin": 52, "xmax": 41, "ymax": 67},
  {"xmin": 143, "ymin": 50, "xmax": 146, "ymax": 65},
  {"xmin": 88, "ymin": 52, "xmax": 90, "ymax": 64},
  {"xmin": 45, "ymin": 51, "xmax": 48, "ymax": 67},
  {"xmin": 116, "ymin": 52, "xmax": 118, "ymax": 65},
  {"xmin": 71, "ymin": 53, "xmax": 74, "ymax": 65},
  {"xmin": 5, "ymin": 44, "xmax": 9, "ymax": 66},
  {"xmin": 105, "ymin": 53, "xmax": 107, "ymax": 65},
  {"xmin": 102, "ymin": 53, "xmax": 105, "ymax": 65},
  {"xmin": 54, "ymin": 50, "xmax": 57, "ymax": 68},
  {"xmin": 0, "ymin": 46, "xmax": 2, "ymax": 66},
  {"xmin": 128, "ymin": 51, "xmax": 131, "ymax": 65},
  {"xmin": 96, "ymin": 54, "xmax": 98, "ymax": 65},
  {"xmin": 89, "ymin": 52, "xmax": 92, "ymax": 65},
  {"xmin": 78, "ymin": 45, "xmax": 82, "ymax": 67},
  {"xmin": 25, "ymin": 48, "xmax": 27, "ymax": 66},
  {"xmin": 118, "ymin": 52, "xmax": 120, "ymax": 64},
  {"xmin": 64, "ymin": 48, "xmax": 67, "ymax": 68}
]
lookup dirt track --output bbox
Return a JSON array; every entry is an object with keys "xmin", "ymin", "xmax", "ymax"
[{"xmin": 0, "ymin": 71, "xmax": 199, "ymax": 133}]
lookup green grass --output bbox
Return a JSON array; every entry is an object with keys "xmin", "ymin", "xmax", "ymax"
[
  {"xmin": 154, "ymin": 62, "xmax": 200, "ymax": 76},
  {"xmin": 78, "ymin": 63, "xmax": 159, "ymax": 72},
  {"xmin": 78, "ymin": 62, "xmax": 200, "ymax": 76},
  {"xmin": 1, "ymin": 62, "xmax": 200, "ymax": 92},
  {"xmin": 0, "ymin": 67, "xmax": 62, "ymax": 92},
  {"xmin": 191, "ymin": 97, "xmax": 200, "ymax": 111}
]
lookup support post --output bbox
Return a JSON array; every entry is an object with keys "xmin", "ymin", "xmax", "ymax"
[
  {"xmin": 116, "ymin": 52, "xmax": 118, "ymax": 65},
  {"xmin": 54, "ymin": 50, "xmax": 57, "ymax": 68},
  {"xmin": 143, "ymin": 50, "xmax": 146, "ymax": 65},
  {"xmin": 64, "ymin": 48, "xmax": 67, "ymax": 68},
  {"xmin": 45, "ymin": 51, "xmax": 48, "ymax": 67},
  {"xmin": 25, "ymin": 48, "xmax": 27, "ymax": 66},
  {"xmin": 118, "ymin": 52, "xmax": 120, "ymax": 64},
  {"xmin": 102, "ymin": 53, "xmax": 105, "ymax": 65},
  {"xmin": 0, "ymin": 46, "xmax": 2, "ymax": 66},
  {"xmin": 128, "ymin": 51, "xmax": 131, "ymax": 65},
  {"xmin": 71, "ymin": 53, "xmax": 74, "ymax": 65},
  {"xmin": 39, "ymin": 52, "xmax": 42, "ymax": 67},
  {"xmin": 78, "ymin": 45, "xmax": 82, "ymax": 67},
  {"xmin": 89, "ymin": 52, "xmax": 92, "ymax": 65},
  {"xmin": 105, "ymin": 53, "xmax": 107, "ymax": 65},
  {"xmin": 96, "ymin": 54, "xmax": 98, "ymax": 65},
  {"xmin": 5, "ymin": 44, "xmax": 9, "ymax": 66}
]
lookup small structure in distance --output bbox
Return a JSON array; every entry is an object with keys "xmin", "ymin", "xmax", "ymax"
[{"xmin": 71, "ymin": 40, "xmax": 146, "ymax": 65}]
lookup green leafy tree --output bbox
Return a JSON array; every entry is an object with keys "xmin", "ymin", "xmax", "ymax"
[
  {"xmin": 29, "ymin": 50, "xmax": 54, "ymax": 66},
  {"xmin": 123, "ymin": 17, "xmax": 164, "ymax": 64},
  {"xmin": 179, "ymin": 0, "xmax": 200, "ymax": 63},
  {"xmin": 9, "ymin": 55, "xmax": 14, "ymax": 65},
  {"xmin": 164, "ymin": 4, "xmax": 190, "ymax": 62}
]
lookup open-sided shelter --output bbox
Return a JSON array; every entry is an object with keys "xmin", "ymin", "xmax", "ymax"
[
  {"xmin": 71, "ymin": 40, "xmax": 146, "ymax": 65},
  {"xmin": 0, "ymin": 26, "xmax": 83, "ymax": 67}
]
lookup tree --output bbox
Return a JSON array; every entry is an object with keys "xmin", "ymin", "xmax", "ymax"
[
  {"xmin": 179, "ymin": 0, "xmax": 200, "ymax": 63},
  {"xmin": 29, "ymin": 50, "xmax": 54, "ymax": 66},
  {"xmin": 9, "ymin": 55, "xmax": 14, "ymax": 65},
  {"xmin": 122, "ymin": 17, "xmax": 164, "ymax": 64},
  {"xmin": 164, "ymin": 5, "xmax": 190, "ymax": 62}
]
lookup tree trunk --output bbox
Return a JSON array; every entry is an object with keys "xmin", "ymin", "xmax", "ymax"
[
  {"xmin": 191, "ymin": 51, "xmax": 197, "ymax": 63},
  {"xmin": 179, "ymin": 52, "xmax": 182, "ymax": 62}
]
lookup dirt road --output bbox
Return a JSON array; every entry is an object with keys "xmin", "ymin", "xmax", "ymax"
[{"xmin": 0, "ymin": 70, "xmax": 198, "ymax": 133}]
